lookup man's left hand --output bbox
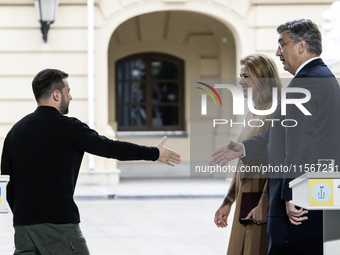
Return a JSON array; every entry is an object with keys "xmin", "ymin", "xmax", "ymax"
[{"xmin": 285, "ymin": 201, "xmax": 308, "ymax": 225}]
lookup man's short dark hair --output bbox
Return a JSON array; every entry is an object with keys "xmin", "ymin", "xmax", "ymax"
[
  {"xmin": 32, "ymin": 69, "xmax": 69, "ymax": 102},
  {"xmin": 277, "ymin": 19, "xmax": 322, "ymax": 56}
]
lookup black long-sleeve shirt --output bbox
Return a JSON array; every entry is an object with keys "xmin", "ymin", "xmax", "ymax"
[{"xmin": 1, "ymin": 106, "xmax": 159, "ymax": 225}]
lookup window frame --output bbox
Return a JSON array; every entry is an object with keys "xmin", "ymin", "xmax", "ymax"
[{"xmin": 115, "ymin": 52, "xmax": 185, "ymax": 132}]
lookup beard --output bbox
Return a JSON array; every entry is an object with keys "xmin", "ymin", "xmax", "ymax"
[{"xmin": 60, "ymin": 94, "xmax": 69, "ymax": 115}]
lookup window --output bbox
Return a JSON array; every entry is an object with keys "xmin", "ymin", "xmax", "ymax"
[{"xmin": 116, "ymin": 53, "xmax": 184, "ymax": 132}]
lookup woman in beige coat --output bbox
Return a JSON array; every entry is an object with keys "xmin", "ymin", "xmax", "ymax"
[{"xmin": 214, "ymin": 53, "xmax": 281, "ymax": 255}]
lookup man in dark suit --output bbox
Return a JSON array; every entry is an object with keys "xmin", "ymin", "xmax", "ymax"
[{"xmin": 212, "ymin": 19, "xmax": 340, "ymax": 255}]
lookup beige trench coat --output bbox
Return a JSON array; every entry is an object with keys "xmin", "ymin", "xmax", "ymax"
[{"xmin": 226, "ymin": 105, "xmax": 272, "ymax": 255}]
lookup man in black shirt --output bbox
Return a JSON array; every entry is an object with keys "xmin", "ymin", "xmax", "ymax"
[{"xmin": 1, "ymin": 69, "xmax": 181, "ymax": 255}]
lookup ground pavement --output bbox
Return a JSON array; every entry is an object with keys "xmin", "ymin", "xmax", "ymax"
[{"xmin": 0, "ymin": 178, "xmax": 235, "ymax": 255}]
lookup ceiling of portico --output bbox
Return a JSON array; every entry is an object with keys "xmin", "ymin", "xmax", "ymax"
[{"xmin": 110, "ymin": 11, "xmax": 234, "ymax": 58}]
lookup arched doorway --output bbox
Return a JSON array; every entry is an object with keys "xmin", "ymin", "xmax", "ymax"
[{"xmin": 106, "ymin": 10, "xmax": 237, "ymax": 177}]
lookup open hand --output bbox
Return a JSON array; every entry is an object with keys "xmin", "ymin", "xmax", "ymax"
[
  {"xmin": 212, "ymin": 140, "xmax": 244, "ymax": 166},
  {"xmin": 156, "ymin": 136, "xmax": 181, "ymax": 166}
]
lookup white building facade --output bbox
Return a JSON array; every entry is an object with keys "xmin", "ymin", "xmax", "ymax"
[{"xmin": 0, "ymin": 0, "xmax": 338, "ymax": 184}]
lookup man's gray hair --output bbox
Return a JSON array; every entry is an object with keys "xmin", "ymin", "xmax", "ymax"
[{"xmin": 277, "ymin": 19, "xmax": 322, "ymax": 56}]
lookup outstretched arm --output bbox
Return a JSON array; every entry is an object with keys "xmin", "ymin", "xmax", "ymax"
[
  {"xmin": 211, "ymin": 140, "xmax": 244, "ymax": 166},
  {"xmin": 156, "ymin": 136, "xmax": 181, "ymax": 166}
]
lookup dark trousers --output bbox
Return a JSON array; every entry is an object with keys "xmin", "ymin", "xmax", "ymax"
[
  {"xmin": 267, "ymin": 211, "xmax": 323, "ymax": 255},
  {"xmin": 14, "ymin": 223, "xmax": 90, "ymax": 255}
]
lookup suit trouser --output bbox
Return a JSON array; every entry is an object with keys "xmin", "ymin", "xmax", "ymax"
[
  {"xmin": 267, "ymin": 216, "xmax": 289, "ymax": 255},
  {"xmin": 14, "ymin": 223, "xmax": 90, "ymax": 255},
  {"xmin": 267, "ymin": 211, "xmax": 323, "ymax": 255}
]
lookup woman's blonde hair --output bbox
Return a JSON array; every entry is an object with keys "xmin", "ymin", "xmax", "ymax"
[{"xmin": 240, "ymin": 53, "xmax": 282, "ymax": 105}]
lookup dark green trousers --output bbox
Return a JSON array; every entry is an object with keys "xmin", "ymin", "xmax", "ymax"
[{"xmin": 14, "ymin": 223, "xmax": 90, "ymax": 255}]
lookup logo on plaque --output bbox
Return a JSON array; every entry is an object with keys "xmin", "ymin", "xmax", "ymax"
[{"xmin": 310, "ymin": 179, "xmax": 333, "ymax": 206}]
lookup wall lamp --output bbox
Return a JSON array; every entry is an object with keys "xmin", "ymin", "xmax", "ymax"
[{"xmin": 34, "ymin": 0, "xmax": 59, "ymax": 43}]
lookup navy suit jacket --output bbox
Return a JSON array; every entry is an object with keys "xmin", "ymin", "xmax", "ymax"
[{"xmin": 242, "ymin": 58, "xmax": 340, "ymax": 217}]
